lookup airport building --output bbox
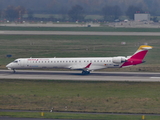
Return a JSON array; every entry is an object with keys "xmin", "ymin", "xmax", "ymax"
[{"xmin": 134, "ymin": 13, "xmax": 150, "ymax": 21}]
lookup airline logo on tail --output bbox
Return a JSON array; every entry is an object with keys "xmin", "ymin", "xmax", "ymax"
[{"xmin": 121, "ymin": 45, "xmax": 153, "ymax": 67}]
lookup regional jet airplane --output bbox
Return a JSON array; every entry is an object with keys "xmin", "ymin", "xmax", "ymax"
[{"xmin": 6, "ymin": 45, "xmax": 152, "ymax": 74}]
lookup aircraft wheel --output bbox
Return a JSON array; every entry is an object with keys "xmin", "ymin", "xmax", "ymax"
[
  {"xmin": 13, "ymin": 69, "xmax": 16, "ymax": 73},
  {"xmin": 82, "ymin": 71, "xmax": 90, "ymax": 75}
]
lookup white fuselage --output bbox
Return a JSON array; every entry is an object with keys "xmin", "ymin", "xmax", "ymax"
[{"xmin": 6, "ymin": 57, "xmax": 124, "ymax": 71}]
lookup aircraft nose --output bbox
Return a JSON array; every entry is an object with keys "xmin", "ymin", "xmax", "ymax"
[{"xmin": 6, "ymin": 63, "xmax": 12, "ymax": 69}]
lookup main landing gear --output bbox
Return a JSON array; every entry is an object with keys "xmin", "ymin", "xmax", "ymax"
[{"xmin": 82, "ymin": 70, "xmax": 90, "ymax": 75}]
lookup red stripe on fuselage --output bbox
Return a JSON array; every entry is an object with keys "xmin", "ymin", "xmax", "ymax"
[{"xmin": 121, "ymin": 50, "xmax": 148, "ymax": 67}]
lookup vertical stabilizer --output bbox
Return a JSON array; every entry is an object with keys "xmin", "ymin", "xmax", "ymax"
[{"xmin": 121, "ymin": 45, "xmax": 152, "ymax": 67}]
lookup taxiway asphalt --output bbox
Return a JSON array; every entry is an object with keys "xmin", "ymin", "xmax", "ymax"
[
  {"xmin": 1, "ymin": 70, "xmax": 160, "ymax": 82},
  {"xmin": 0, "ymin": 31, "xmax": 160, "ymax": 36}
]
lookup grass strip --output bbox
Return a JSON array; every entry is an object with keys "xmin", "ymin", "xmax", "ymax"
[
  {"xmin": 1, "ymin": 79, "xmax": 160, "ymax": 114},
  {"xmin": 1, "ymin": 111, "xmax": 160, "ymax": 120}
]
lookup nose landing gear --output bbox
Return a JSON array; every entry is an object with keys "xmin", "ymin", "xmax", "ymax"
[{"xmin": 12, "ymin": 69, "xmax": 16, "ymax": 73}]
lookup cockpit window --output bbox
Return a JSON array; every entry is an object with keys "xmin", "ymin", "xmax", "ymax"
[{"xmin": 13, "ymin": 60, "xmax": 18, "ymax": 63}]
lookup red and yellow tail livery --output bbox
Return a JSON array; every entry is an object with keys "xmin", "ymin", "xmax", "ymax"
[{"xmin": 121, "ymin": 45, "xmax": 152, "ymax": 67}]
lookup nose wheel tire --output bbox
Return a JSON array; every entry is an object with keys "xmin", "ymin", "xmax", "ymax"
[{"xmin": 13, "ymin": 69, "xmax": 16, "ymax": 73}]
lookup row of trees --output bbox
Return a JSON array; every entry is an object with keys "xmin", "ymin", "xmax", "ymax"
[
  {"xmin": 0, "ymin": 6, "xmax": 26, "ymax": 21},
  {"xmin": 2, "ymin": 0, "xmax": 159, "ymax": 15},
  {"xmin": 0, "ymin": 5, "xmax": 149, "ymax": 22}
]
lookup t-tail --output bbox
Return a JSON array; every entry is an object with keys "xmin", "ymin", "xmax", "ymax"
[{"xmin": 121, "ymin": 45, "xmax": 152, "ymax": 67}]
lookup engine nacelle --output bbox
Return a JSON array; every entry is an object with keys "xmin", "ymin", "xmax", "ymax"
[{"xmin": 112, "ymin": 57, "xmax": 127, "ymax": 63}]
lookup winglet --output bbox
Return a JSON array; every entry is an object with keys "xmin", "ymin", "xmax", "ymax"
[
  {"xmin": 136, "ymin": 45, "xmax": 152, "ymax": 52},
  {"xmin": 85, "ymin": 63, "xmax": 92, "ymax": 68}
]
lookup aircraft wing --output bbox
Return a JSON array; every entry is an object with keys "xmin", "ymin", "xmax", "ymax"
[{"xmin": 69, "ymin": 63, "xmax": 92, "ymax": 70}]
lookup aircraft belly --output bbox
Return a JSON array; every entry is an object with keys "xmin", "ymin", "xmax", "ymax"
[{"xmin": 90, "ymin": 63, "xmax": 121, "ymax": 70}]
